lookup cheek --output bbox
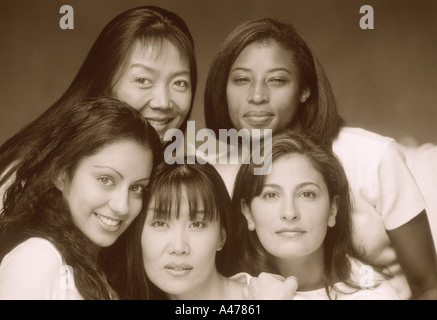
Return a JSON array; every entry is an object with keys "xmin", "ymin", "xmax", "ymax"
[
  {"xmin": 226, "ymin": 85, "xmax": 242, "ymax": 110},
  {"xmin": 129, "ymin": 198, "xmax": 143, "ymax": 219},
  {"xmin": 195, "ymin": 228, "xmax": 222, "ymax": 258},
  {"xmin": 65, "ymin": 180, "xmax": 99, "ymax": 214},
  {"xmin": 251, "ymin": 207, "xmax": 275, "ymax": 241},
  {"xmin": 275, "ymin": 94, "xmax": 300, "ymax": 123},
  {"xmin": 111, "ymin": 83, "xmax": 143, "ymax": 110},
  {"xmin": 305, "ymin": 212, "xmax": 330, "ymax": 245},
  {"xmin": 175, "ymin": 92, "xmax": 192, "ymax": 115},
  {"xmin": 141, "ymin": 230, "xmax": 162, "ymax": 268}
]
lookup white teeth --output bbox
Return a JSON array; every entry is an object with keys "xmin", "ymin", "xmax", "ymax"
[
  {"xmin": 147, "ymin": 119, "xmax": 171, "ymax": 126},
  {"xmin": 95, "ymin": 214, "xmax": 121, "ymax": 226}
]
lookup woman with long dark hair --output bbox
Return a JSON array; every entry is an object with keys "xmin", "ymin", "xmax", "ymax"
[{"xmin": 0, "ymin": 97, "xmax": 161, "ymax": 299}]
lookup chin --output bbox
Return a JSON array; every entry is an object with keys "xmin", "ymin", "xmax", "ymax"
[{"xmin": 92, "ymin": 236, "xmax": 118, "ymax": 248}]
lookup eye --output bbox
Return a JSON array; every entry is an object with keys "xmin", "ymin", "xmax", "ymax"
[
  {"xmin": 189, "ymin": 221, "xmax": 206, "ymax": 229},
  {"xmin": 232, "ymin": 76, "xmax": 250, "ymax": 85},
  {"xmin": 135, "ymin": 77, "xmax": 152, "ymax": 87},
  {"xmin": 98, "ymin": 176, "xmax": 114, "ymax": 186},
  {"xmin": 130, "ymin": 184, "xmax": 146, "ymax": 195},
  {"xmin": 262, "ymin": 192, "xmax": 279, "ymax": 200},
  {"xmin": 299, "ymin": 191, "xmax": 316, "ymax": 199},
  {"xmin": 173, "ymin": 80, "xmax": 189, "ymax": 88},
  {"xmin": 151, "ymin": 220, "xmax": 169, "ymax": 229},
  {"xmin": 268, "ymin": 77, "xmax": 287, "ymax": 85}
]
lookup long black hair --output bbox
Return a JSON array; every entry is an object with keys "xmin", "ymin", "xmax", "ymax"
[
  {"xmin": 0, "ymin": 6, "xmax": 196, "ymax": 189},
  {"xmin": 0, "ymin": 97, "xmax": 162, "ymax": 299}
]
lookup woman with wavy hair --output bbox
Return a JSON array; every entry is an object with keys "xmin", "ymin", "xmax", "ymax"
[{"xmin": 0, "ymin": 97, "xmax": 161, "ymax": 299}]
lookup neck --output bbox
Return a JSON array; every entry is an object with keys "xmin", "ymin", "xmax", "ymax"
[
  {"xmin": 274, "ymin": 247, "xmax": 326, "ymax": 291},
  {"xmin": 168, "ymin": 269, "xmax": 228, "ymax": 300}
]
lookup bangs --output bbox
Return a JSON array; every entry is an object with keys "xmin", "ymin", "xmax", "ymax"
[
  {"xmin": 148, "ymin": 168, "xmax": 220, "ymax": 223},
  {"xmin": 137, "ymin": 32, "xmax": 191, "ymax": 66}
]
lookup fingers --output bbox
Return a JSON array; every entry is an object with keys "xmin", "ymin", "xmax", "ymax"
[
  {"xmin": 284, "ymin": 276, "xmax": 299, "ymax": 292},
  {"xmin": 245, "ymin": 273, "xmax": 298, "ymax": 300}
]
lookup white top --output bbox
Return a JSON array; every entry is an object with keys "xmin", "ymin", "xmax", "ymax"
[
  {"xmin": 188, "ymin": 127, "xmax": 426, "ymax": 300},
  {"xmin": 230, "ymin": 259, "xmax": 400, "ymax": 300},
  {"xmin": 332, "ymin": 127, "xmax": 426, "ymax": 299},
  {"xmin": 0, "ymin": 237, "xmax": 83, "ymax": 300},
  {"xmin": 400, "ymin": 142, "xmax": 437, "ymax": 252}
]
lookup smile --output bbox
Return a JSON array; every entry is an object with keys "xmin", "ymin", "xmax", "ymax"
[
  {"xmin": 164, "ymin": 263, "xmax": 193, "ymax": 276},
  {"xmin": 146, "ymin": 118, "xmax": 173, "ymax": 127},
  {"xmin": 94, "ymin": 213, "xmax": 121, "ymax": 227}
]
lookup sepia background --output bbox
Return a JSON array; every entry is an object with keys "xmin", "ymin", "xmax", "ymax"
[{"xmin": 0, "ymin": 0, "xmax": 436, "ymax": 145}]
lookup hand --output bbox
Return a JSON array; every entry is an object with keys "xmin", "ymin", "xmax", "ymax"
[{"xmin": 243, "ymin": 272, "xmax": 298, "ymax": 300}]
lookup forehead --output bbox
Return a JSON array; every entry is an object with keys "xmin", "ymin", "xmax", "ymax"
[
  {"xmin": 265, "ymin": 153, "xmax": 326, "ymax": 187},
  {"xmin": 129, "ymin": 39, "xmax": 188, "ymax": 66},
  {"xmin": 232, "ymin": 39, "xmax": 296, "ymax": 71},
  {"xmin": 77, "ymin": 140, "xmax": 152, "ymax": 175}
]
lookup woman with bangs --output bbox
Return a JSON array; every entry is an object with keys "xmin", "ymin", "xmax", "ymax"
[
  {"xmin": 120, "ymin": 159, "xmax": 297, "ymax": 300},
  {"xmin": 122, "ymin": 159, "xmax": 244, "ymax": 299}
]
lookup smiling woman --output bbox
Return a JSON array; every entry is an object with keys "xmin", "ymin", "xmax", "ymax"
[
  {"xmin": 112, "ymin": 40, "xmax": 193, "ymax": 140},
  {"xmin": 55, "ymin": 140, "xmax": 154, "ymax": 248},
  {"xmin": 0, "ymin": 97, "xmax": 161, "ymax": 300}
]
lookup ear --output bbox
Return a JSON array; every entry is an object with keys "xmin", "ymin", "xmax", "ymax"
[
  {"xmin": 241, "ymin": 199, "xmax": 256, "ymax": 231},
  {"xmin": 217, "ymin": 227, "xmax": 227, "ymax": 252},
  {"xmin": 300, "ymin": 87, "xmax": 311, "ymax": 103},
  {"xmin": 328, "ymin": 195, "xmax": 339, "ymax": 227},
  {"xmin": 53, "ymin": 170, "xmax": 68, "ymax": 193}
]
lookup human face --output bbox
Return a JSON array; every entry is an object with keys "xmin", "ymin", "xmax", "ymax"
[
  {"xmin": 141, "ymin": 192, "xmax": 225, "ymax": 299},
  {"xmin": 242, "ymin": 154, "xmax": 338, "ymax": 260},
  {"xmin": 226, "ymin": 40, "xmax": 310, "ymax": 135},
  {"xmin": 112, "ymin": 40, "xmax": 192, "ymax": 140},
  {"xmin": 57, "ymin": 140, "xmax": 154, "ymax": 248}
]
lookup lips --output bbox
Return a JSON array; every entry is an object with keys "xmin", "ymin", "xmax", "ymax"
[
  {"xmin": 276, "ymin": 227, "xmax": 306, "ymax": 238},
  {"xmin": 243, "ymin": 111, "xmax": 273, "ymax": 127},
  {"xmin": 94, "ymin": 213, "xmax": 122, "ymax": 231},
  {"xmin": 146, "ymin": 117, "xmax": 173, "ymax": 130},
  {"xmin": 164, "ymin": 262, "xmax": 193, "ymax": 276}
]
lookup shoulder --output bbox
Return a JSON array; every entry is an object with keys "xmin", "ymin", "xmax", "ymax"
[
  {"xmin": 1, "ymin": 237, "xmax": 63, "ymax": 266},
  {"xmin": 0, "ymin": 237, "xmax": 64, "ymax": 299},
  {"xmin": 333, "ymin": 127, "xmax": 396, "ymax": 155},
  {"xmin": 336, "ymin": 282, "xmax": 400, "ymax": 300},
  {"xmin": 229, "ymin": 272, "xmax": 252, "ymax": 285},
  {"xmin": 342, "ymin": 258, "xmax": 400, "ymax": 300},
  {"xmin": 333, "ymin": 127, "xmax": 410, "ymax": 178}
]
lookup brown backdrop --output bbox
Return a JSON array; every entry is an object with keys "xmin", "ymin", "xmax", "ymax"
[{"xmin": 1, "ymin": 0, "xmax": 436, "ymax": 145}]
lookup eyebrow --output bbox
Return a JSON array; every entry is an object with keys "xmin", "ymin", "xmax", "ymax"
[
  {"xmin": 130, "ymin": 63, "xmax": 190, "ymax": 77},
  {"xmin": 263, "ymin": 181, "xmax": 321, "ymax": 190},
  {"xmin": 230, "ymin": 67, "xmax": 291, "ymax": 75},
  {"xmin": 93, "ymin": 165, "xmax": 150, "ymax": 183}
]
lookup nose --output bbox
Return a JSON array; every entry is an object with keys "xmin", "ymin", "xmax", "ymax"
[
  {"xmin": 168, "ymin": 226, "xmax": 190, "ymax": 255},
  {"xmin": 281, "ymin": 196, "xmax": 300, "ymax": 222},
  {"xmin": 148, "ymin": 84, "xmax": 172, "ymax": 110},
  {"xmin": 248, "ymin": 81, "xmax": 269, "ymax": 104},
  {"xmin": 108, "ymin": 188, "xmax": 129, "ymax": 216}
]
